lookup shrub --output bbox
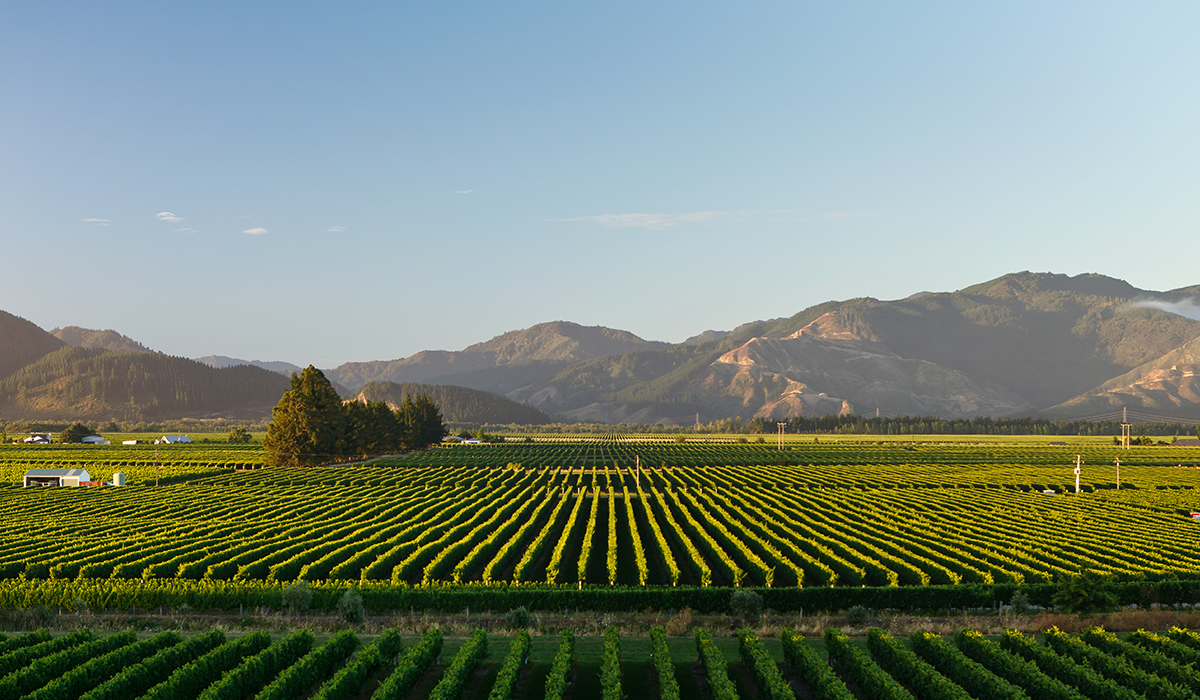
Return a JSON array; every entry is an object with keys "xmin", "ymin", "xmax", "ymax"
[
  {"xmin": 1051, "ymin": 572, "xmax": 1116, "ymax": 614},
  {"xmin": 1009, "ymin": 590, "xmax": 1030, "ymax": 615},
  {"xmin": 730, "ymin": 590, "xmax": 763, "ymax": 622},
  {"xmin": 844, "ymin": 605, "xmax": 869, "ymax": 625},
  {"xmin": 337, "ymin": 589, "xmax": 365, "ymax": 623},
  {"xmin": 504, "ymin": 606, "xmax": 532, "ymax": 630},
  {"xmin": 282, "ymin": 582, "xmax": 313, "ymax": 613}
]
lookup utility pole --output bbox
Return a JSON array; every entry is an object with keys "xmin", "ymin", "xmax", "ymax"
[
  {"xmin": 154, "ymin": 446, "xmax": 160, "ymax": 487},
  {"xmin": 1120, "ymin": 406, "xmax": 1132, "ymax": 449},
  {"xmin": 1074, "ymin": 454, "xmax": 1082, "ymax": 495},
  {"xmin": 777, "ymin": 422, "xmax": 786, "ymax": 450},
  {"xmin": 1114, "ymin": 458, "xmax": 1121, "ymax": 490}
]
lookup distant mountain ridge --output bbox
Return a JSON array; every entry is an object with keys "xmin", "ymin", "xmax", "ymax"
[
  {"xmin": 0, "ymin": 345, "xmax": 291, "ymax": 421},
  {"xmin": 354, "ymin": 381, "xmax": 553, "ymax": 425},
  {"xmin": 330, "ymin": 272, "xmax": 1200, "ymax": 423},
  {"xmin": 326, "ymin": 321, "xmax": 668, "ymax": 391},
  {"xmin": 5, "ymin": 271, "xmax": 1200, "ymax": 424},
  {"xmin": 195, "ymin": 355, "xmax": 303, "ymax": 375},
  {"xmin": 0, "ymin": 312, "xmax": 65, "ymax": 380},
  {"xmin": 51, "ymin": 326, "xmax": 154, "ymax": 354}
]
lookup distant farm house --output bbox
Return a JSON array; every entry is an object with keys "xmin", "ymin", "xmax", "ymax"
[
  {"xmin": 22, "ymin": 434, "xmax": 50, "ymax": 444},
  {"xmin": 23, "ymin": 468, "xmax": 91, "ymax": 487},
  {"xmin": 80, "ymin": 435, "xmax": 110, "ymax": 445},
  {"xmin": 1174, "ymin": 438, "xmax": 1200, "ymax": 447},
  {"xmin": 155, "ymin": 435, "xmax": 192, "ymax": 445}
]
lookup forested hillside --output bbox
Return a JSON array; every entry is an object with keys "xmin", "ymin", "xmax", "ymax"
[
  {"xmin": 355, "ymin": 381, "xmax": 551, "ymax": 424},
  {"xmin": 51, "ymin": 326, "xmax": 154, "ymax": 354},
  {"xmin": 0, "ymin": 311, "xmax": 65, "ymax": 380},
  {"xmin": 0, "ymin": 346, "xmax": 290, "ymax": 421}
]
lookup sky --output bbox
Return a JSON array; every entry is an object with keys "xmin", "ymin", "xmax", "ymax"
[{"xmin": 2, "ymin": 2, "xmax": 1198, "ymax": 368}]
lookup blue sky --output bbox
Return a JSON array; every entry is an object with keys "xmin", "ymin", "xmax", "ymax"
[{"xmin": 2, "ymin": 2, "xmax": 1197, "ymax": 367}]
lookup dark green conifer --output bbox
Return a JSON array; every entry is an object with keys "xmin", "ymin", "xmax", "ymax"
[{"xmin": 264, "ymin": 366, "xmax": 345, "ymax": 467}]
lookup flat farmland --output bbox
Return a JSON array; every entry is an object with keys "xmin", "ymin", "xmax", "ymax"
[{"xmin": 3, "ymin": 440, "xmax": 1200, "ymax": 599}]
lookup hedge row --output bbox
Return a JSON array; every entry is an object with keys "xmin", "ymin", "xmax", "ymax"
[
  {"xmin": 428, "ymin": 628, "xmax": 487, "ymax": 700},
  {"xmin": 780, "ymin": 630, "xmax": 853, "ymax": 700},
  {"xmin": 1044, "ymin": 627, "xmax": 1192, "ymax": 700},
  {"xmin": 80, "ymin": 630, "xmax": 227, "ymax": 700},
  {"xmin": 739, "ymin": 630, "xmax": 795, "ymax": 700},
  {"xmin": 195, "ymin": 630, "xmax": 314, "ymax": 700},
  {"xmin": 312, "ymin": 629, "xmax": 404, "ymax": 700},
  {"xmin": 543, "ymin": 631, "xmax": 574, "ymax": 700},
  {"xmin": 0, "ymin": 631, "xmax": 134, "ymax": 700},
  {"xmin": 600, "ymin": 628, "xmax": 621, "ymax": 700},
  {"xmin": 9, "ymin": 577, "xmax": 1200, "ymax": 613},
  {"xmin": 694, "ymin": 630, "xmax": 738, "ymax": 700},
  {"xmin": 823, "ymin": 628, "xmax": 914, "ymax": 700},
  {"xmin": 952, "ymin": 630, "xmax": 1083, "ymax": 700},
  {"xmin": 371, "ymin": 628, "xmax": 443, "ymax": 700},
  {"xmin": 489, "ymin": 630, "xmax": 531, "ymax": 700},
  {"xmin": 256, "ymin": 630, "xmax": 358, "ymax": 700},
  {"xmin": 0, "ymin": 629, "xmax": 51, "ymax": 656},
  {"xmin": 141, "ymin": 632, "xmax": 272, "ymax": 700},
  {"xmin": 25, "ymin": 631, "xmax": 179, "ymax": 700},
  {"xmin": 0, "ymin": 629, "xmax": 94, "ymax": 679},
  {"xmin": 650, "ymin": 628, "xmax": 681, "ymax": 700},
  {"xmin": 997, "ymin": 629, "xmax": 1137, "ymax": 700},
  {"xmin": 909, "ymin": 630, "xmax": 1028, "ymax": 700}
]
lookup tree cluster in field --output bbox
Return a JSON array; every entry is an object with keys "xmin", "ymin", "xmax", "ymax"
[
  {"xmin": 357, "ymin": 381, "xmax": 551, "ymax": 425},
  {"xmin": 227, "ymin": 427, "xmax": 254, "ymax": 444},
  {"xmin": 58, "ymin": 422, "xmax": 100, "ymax": 443},
  {"xmin": 264, "ymin": 366, "xmax": 445, "ymax": 467}
]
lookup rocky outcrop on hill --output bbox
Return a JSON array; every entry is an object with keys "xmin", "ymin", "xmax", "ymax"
[{"xmin": 689, "ymin": 335, "xmax": 1033, "ymax": 419}]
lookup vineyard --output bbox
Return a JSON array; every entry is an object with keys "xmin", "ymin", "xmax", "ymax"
[
  {"xmin": 2, "ymin": 440, "xmax": 1200, "ymax": 611},
  {"xmin": 3, "ymin": 624, "xmax": 1200, "ymax": 700}
]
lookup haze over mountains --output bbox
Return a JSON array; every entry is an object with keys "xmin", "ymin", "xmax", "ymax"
[{"xmin": 5, "ymin": 272, "xmax": 1200, "ymax": 424}]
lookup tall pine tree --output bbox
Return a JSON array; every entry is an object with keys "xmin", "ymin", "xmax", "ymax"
[
  {"xmin": 264, "ymin": 366, "xmax": 345, "ymax": 467},
  {"xmin": 397, "ymin": 392, "xmax": 445, "ymax": 450}
]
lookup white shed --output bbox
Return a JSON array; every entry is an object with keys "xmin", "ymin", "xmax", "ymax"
[
  {"xmin": 80, "ymin": 436, "xmax": 110, "ymax": 445},
  {"xmin": 155, "ymin": 435, "xmax": 192, "ymax": 444},
  {"xmin": 23, "ymin": 468, "xmax": 91, "ymax": 487}
]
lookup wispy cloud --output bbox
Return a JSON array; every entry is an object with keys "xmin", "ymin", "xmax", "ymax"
[
  {"xmin": 549, "ymin": 209, "xmax": 885, "ymax": 231},
  {"xmin": 156, "ymin": 211, "xmax": 182, "ymax": 223},
  {"xmin": 549, "ymin": 211, "xmax": 725, "ymax": 231},
  {"xmin": 1128, "ymin": 296, "xmax": 1200, "ymax": 321},
  {"xmin": 327, "ymin": 225, "xmax": 346, "ymax": 233},
  {"xmin": 762, "ymin": 211, "xmax": 885, "ymax": 223},
  {"xmin": 82, "ymin": 218, "xmax": 111, "ymax": 226},
  {"xmin": 454, "ymin": 189, "xmax": 474, "ymax": 194},
  {"xmin": 243, "ymin": 227, "xmax": 268, "ymax": 235}
]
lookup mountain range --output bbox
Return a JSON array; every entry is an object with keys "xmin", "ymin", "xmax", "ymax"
[
  {"xmin": 323, "ymin": 272, "xmax": 1200, "ymax": 423},
  {"xmin": 5, "ymin": 271, "xmax": 1200, "ymax": 424}
]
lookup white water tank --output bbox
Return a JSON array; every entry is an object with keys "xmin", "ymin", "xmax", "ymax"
[{"xmin": 112, "ymin": 472, "xmax": 126, "ymax": 487}]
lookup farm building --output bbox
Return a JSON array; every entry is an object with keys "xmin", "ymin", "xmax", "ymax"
[
  {"xmin": 155, "ymin": 435, "xmax": 192, "ymax": 444},
  {"xmin": 80, "ymin": 435, "xmax": 110, "ymax": 445},
  {"xmin": 1174, "ymin": 439, "xmax": 1200, "ymax": 447},
  {"xmin": 22, "ymin": 434, "xmax": 51, "ymax": 444},
  {"xmin": 23, "ymin": 468, "xmax": 91, "ymax": 487}
]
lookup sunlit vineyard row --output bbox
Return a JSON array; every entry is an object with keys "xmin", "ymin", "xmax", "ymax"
[{"xmin": 3, "ymin": 439, "xmax": 1200, "ymax": 588}]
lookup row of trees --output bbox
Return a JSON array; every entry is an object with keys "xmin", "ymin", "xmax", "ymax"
[
  {"xmin": 738, "ymin": 414, "xmax": 1200, "ymax": 437},
  {"xmin": 264, "ymin": 366, "xmax": 445, "ymax": 467}
]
